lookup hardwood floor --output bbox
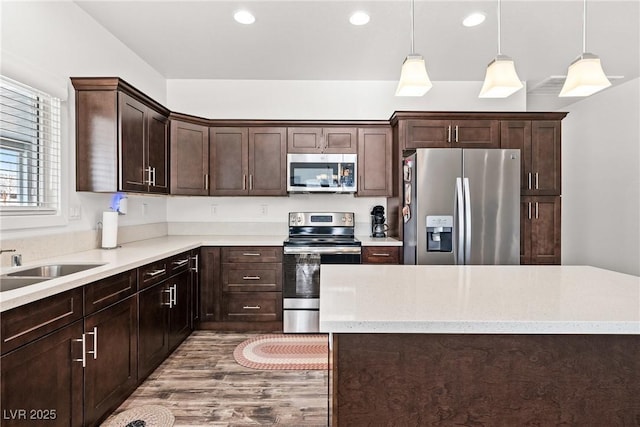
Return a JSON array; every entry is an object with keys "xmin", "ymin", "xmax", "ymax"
[{"xmin": 104, "ymin": 331, "xmax": 330, "ymax": 426}]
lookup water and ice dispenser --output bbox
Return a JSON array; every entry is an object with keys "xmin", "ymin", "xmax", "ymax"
[{"xmin": 426, "ymin": 215, "xmax": 453, "ymax": 252}]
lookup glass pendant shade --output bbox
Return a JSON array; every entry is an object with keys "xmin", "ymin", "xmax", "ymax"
[
  {"xmin": 395, "ymin": 55, "xmax": 433, "ymax": 96},
  {"xmin": 559, "ymin": 53, "xmax": 611, "ymax": 97},
  {"xmin": 479, "ymin": 55, "xmax": 523, "ymax": 98}
]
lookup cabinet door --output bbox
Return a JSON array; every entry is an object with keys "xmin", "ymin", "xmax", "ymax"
[
  {"xmin": 323, "ymin": 127, "xmax": 357, "ymax": 153},
  {"xmin": 452, "ymin": 120, "xmax": 500, "ymax": 148},
  {"xmin": 521, "ymin": 196, "xmax": 561, "ymax": 265},
  {"xmin": 531, "ymin": 121, "xmax": 561, "ymax": 195},
  {"xmin": 168, "ymin": 270, "xmax": 192, "ymax": 350},
  {"xmin": 190, "ymin": 249, "xmax": 200, "ymax": 328},
  {"xmin": 119, "ymin": 93, "xmax": 147, "ymax": 192},
  {"xmin": 357, "ymin": 127, "xmax": 392, "ymax": 196},
  {"xmin": 210, "ymin": 127, "xmax": 249, "ymax": 195},
  {"xmin": 1, "ymin": 321, "xmax": 84, "ymax": 427},
  {"xmin": 84, "ymin": 296, "xmax": 138, "ymax": 426},
  {"xmin": 138, "ymin": 282, "xmax": 169, "ymax": 379},
  {"xmin": 199, "ymin": 247, "xmax": 221, "ymax": 323},
  {"xmin": 405, "ymin": 120, "xmax": 450, "ymax": 149},
  {"xmin": 249, "ymin": 127, "xmax": 287, "ymax": 195},
  {"xmin": 501, "ymin": 120, "xmax": 532, "ymax": 193},
  {"xmin": 170, "ymin": 120, "xmax": 209, "ymax": 195},
  {"xmin": 147, "ymin": 110, "xmax": 169, "ymax": 194},
  {"xmin": 287, "ymin": 127, "xmax": 322, "ymax": 153}
]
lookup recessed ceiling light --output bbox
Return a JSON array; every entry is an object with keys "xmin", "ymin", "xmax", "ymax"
[
  {"xmin": 349, "ymin": 11, "xmax": 370, "ymax": 26},
  {"xmin": 462, "ymin": 12, "xmax": 486, "ymax": 27},
  {"xmin": 234, "ymin": 10, "xmax": 255, "ymax": 25}
]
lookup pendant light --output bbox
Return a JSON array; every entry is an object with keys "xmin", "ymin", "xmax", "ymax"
[
  {"xmin": 395, "ymin": 0, "xmax": 432, "ymax": 96},
  {"xmin": 479, "ymin": 0, "xmax": 523, "ymax": 98},
  {"xmin": 559, "ymin": 0, "xmax": 611, "ymax": 97}
]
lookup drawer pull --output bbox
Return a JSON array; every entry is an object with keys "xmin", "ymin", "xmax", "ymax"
[
  {"xmin": 242, "ymin": 305, "xmax": 261, "ymax": 310},
  {"xmin": 371, "ymin": 253, "xmax": 391, "ymax": 257},
  {"xmin": 242, "ymin": 275, "xmax": 261, "ymax": 280},
  {"xmin": 172, "ymin": 258, "xmax": 189, "ymax": 267},
  {"xmin": 73, "ymin": 334, "xmax": 86, "ymax": 368},
  {"xmin": 241, "ymin": 253, "xmax": 261, "ymax": 256},
  {"xmin": 86, "ymin": 326, "xmax": 98, "ymax": 360},
  {"xmin": 162, "ymin": 288, "xmax": 173, "ymax": 307},
  {"xmin": 145, "ymin": 268, "xmax": 166, "ymax": 278}
]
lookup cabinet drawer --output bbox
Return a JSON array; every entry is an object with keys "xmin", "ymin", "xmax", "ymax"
[
  {"xmin": 222, "ymin": 263, "xmax": 282, "ymax": 292},
  {"xmin": 1, "ymin": 288, "xmax": 84, "ymax": 354},
  {"xmin": 362, "ymin": 246, "xmax": 401, "ymax": 264},
  {"xmin": 139, "ymin": 259, "xmax": 170, "ymax": 290},
  {"xmin": 223, "ymin": 292, "xmax": 282, "ymax": 322},
  {"xmin": 85, "ymin": 270, "xmax": 137, "ymax": 315},
  {"xmin": 222, "ymin": 247, "xmax": 283, "ymax": 263},
  {"xmin": 168, "ymin": 251, "xmax": 192, "ymax": 277}
]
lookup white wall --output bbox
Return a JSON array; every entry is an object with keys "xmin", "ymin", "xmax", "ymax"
[
  {"xmin": 562, "ymin": 78, "xmax": 640, "ymax": 276},
  {"xmin": 0, "ymin": 1, "xmax": 168, "ymax": 240}
]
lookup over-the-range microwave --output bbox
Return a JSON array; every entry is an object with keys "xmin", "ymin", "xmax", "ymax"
[{"xmin": 287, "ymin": 153, "xmax": 357, "ymax": 193}]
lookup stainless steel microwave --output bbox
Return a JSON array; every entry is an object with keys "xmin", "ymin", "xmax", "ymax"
[{"xmin": 287, "ymin": 153, "xmax": 357, "ymax": 193}]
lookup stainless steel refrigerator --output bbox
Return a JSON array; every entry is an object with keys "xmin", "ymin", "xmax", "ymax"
[{"xmin": 403, "ymin": 148, "xmax": 520, "ymax": 265}]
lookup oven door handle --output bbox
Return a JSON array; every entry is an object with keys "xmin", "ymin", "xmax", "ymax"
[{"xmin": 283, "ymin": 246, "xmax": 362, "ymax": 255}]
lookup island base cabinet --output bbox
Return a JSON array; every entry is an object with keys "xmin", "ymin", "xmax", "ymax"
[
  {"xmin": 333, "ymin": 333, "xmax": 640, "ymax": 426},
  {"xmin": 83, "ymin": 296, "xmax": 138, "ymax": 427},
  {"xmin": 0, "ymin": 321, "xmax": 84, "ymax": 427}
]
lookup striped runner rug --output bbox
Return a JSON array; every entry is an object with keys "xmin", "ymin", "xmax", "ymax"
[{"xmin": 233, "ymin": 334, "xmax": 329, "ymax": 370}]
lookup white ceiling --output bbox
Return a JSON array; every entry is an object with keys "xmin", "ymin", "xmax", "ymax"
[{"xmin": 75, "ymin": 1, "xmax": 639, "ymax": 94}]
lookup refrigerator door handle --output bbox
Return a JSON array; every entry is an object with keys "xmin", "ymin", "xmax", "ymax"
[
  {"xmin": 454, "ymin": 177, "xmax": 464, "ymax": 264},
  {"xmin": 463, "ymin": 177, "xmax": 472, "ymax": 264}
]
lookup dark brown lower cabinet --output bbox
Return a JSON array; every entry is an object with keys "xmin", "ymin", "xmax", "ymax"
[
  {"xmin": 83, "ymin": 296, "xmax": 138, "ymax": 427},
  {"xmin": 0, "ymin": 320, "xmax": 84, "ymax": 427},
  {"xmin": 521, "ymin": 196, "xmax": 561, "ymax": 264},
  {"xmin": 138, "ymin": 270, "xmax": 192, "ymax": 380}
]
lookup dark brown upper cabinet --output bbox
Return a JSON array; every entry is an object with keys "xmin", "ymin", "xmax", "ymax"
[
  {"xmin": 170, "ymin": 119, "xmax": 209, "ymax": 195},
  {"xmin": 404, "ymin": 119, "xmax": 499, "ymax": 149},
  {"xmin": 357, "ymin": 127, "xmax": 393, "ymax": 197},
  {"xmin": 210, "ymin": 127, "xmax": 286, "ymax": 196},
  {"xmin": 287, "ymin": 127, "xmax": 357, "ymax": 153},
  {"xmin": 72, "ymin": 77, "xmax": 170, "ymax": 194},
  {"xmin": 501, "ymin": 119, "xmax": 562, "ymax": 195}
]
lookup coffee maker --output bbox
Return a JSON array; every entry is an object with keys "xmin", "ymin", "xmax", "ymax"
[{"xmin": 370, "ymin": 205, "xmax": 388, "ymax": 238}]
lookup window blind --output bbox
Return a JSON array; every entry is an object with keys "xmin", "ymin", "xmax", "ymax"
[{"xmin": 0, "ymin": 75, "xmax": 61, "ymax": 214}]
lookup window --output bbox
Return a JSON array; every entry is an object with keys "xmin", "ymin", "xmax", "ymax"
[{"xmin": 0, "ymin": 75, "xmax": 60, "ymax": 215}]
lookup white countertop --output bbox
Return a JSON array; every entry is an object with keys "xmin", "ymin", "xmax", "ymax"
[
  {"xmin": 319, "ymin": 265, "xmax": 640, "ymax": 335},
  {"xmin": 0, "ymin": 234, "xmax": 402, "ymax": 312},
  {"xmin": 0, "ymin": 235, "xmax": 286, "ymax": 312}
]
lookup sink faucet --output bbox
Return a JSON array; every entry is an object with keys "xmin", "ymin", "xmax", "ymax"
[{"xmin": 1, "ymin": 249, "xmax": 21, "ymax": 266}]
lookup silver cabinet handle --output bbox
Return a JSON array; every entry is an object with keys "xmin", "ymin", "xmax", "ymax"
[
  {"xmin": 172, "ymin": 284, "xmax": 177, "ymax": 306},
  {"xmin": 535, "ymin": 173, "xmax": 539, "ymax": 190},
  {"xmin": 204, "ymin": 174, "xmax": 209, "ymax": 190},
  {"xmin": 249, "ymin": 174, "xmax": 253, "ymax": 190},
  {"xmin": 144, "ymin": 166, "xmax": 153, "ymax": 185},
  {"xmin": 242, "ymin": 305, "xmax": 261, "ymax": 310},
  {"xmin": 87, "ymin": 326, "xmax": 98, "ymax": 360},
  {"xmin": 528, "ymin": 173, "xmax": 532, "ymax": 190},
  {"xmin": 535, "ymin": 202, "xmax": 539, "ymax": 219},
  {"xmin": 371, "ymin": 253, "xmax": 390, "ymax": 257},
  {"xmin": 191, "ymin": 254, "xmax": 199, "ymax": 273},
  {"xmin": 151, "ymin": 167, "xmax": 157, "ymax": 186},
  {"xmin": 455, "ymin": 125, "xmax": 459, "ymax": 143},
  {"xmin": 172, "ymin": 258, "xmax": 190, "ymax": 267},
  {"xmin": 243, "ymin": 174, "xmax": 247, "ymax": 190},
  {"xmin": 73, "ymin": 334, "xmax": 87, "ymax": 367},
  {"xmin": 528, "ymin": 202, "xmax": 532, "ymax": 220},
  {"xmin": 162, "ymin": 288, "xmax": 172, "ymax": 307},
  {"xmin": 145, "ymin": 268, "xmax": 166, "ymax": 278},
  {"xmin": 242, "ymin": 275, "xmax": 261, "ymax": 280},
  {"xmin": 242, "ymin": 253, "xmax": 261, "ymax": 256},
  {"xmin": 447, "ymin": 125, "xmax": 452, "ymax": 143}
]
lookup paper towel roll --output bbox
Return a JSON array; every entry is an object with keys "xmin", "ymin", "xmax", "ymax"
[{"xmin": 101, "ymin": 211, "xmax": 118, "ymax": 249}]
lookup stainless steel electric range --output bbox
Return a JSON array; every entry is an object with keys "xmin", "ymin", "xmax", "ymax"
[{"xmin": 283, "ymin": 212, "xmax": 362, "ymax": 333}]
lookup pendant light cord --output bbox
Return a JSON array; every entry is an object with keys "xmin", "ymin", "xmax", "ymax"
[
  {"xmin": 582, "ymin": 0, "xmax": 587, "ymax": 53},
  {"xmin": 497, "ymin": 0, "xmax": 502, "ymax": 55},
  {"xmin": 410, "ymin": 0, "xmax": 415, "ymax": 54}
]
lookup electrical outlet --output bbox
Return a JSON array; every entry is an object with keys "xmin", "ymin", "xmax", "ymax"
[
  {"xmin": 69, "ymin": 205, "xmax": 81, "ymax": 220},
  {"xmin": 260, "ymin": 204, "xmax": 268, "ymax": 216},
  {"xmin": 142, "ymin": 203, "xmax": 148, "ymax": 216},
  {"xmin": 210, "ymin": 204, "xmax": 218, "ymax": 216}
]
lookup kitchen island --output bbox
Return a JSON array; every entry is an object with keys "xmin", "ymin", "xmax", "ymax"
[{"xmin": 320, "ymin": 265, "xmax": 640, "ymax": 426}]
